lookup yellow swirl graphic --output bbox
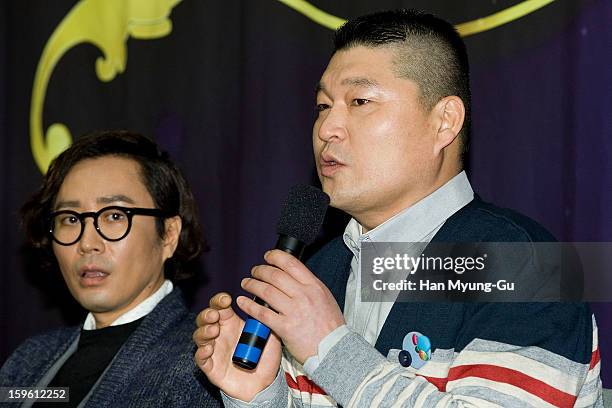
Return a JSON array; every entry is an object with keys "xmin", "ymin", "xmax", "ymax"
[
  {"xmin": 276, "ymin": 0, "xmax": 556, "ymax": 36},
  {"xmin": 456, "ymin": 0, "xmax": 556, "ymax": 36},
  {"xmin": 30, "ymin": 0, "xmax": 182, "ymax": 174},
  {"xmin": 276, "ymin": 0, "xmax": 345, "ymax": 30}
]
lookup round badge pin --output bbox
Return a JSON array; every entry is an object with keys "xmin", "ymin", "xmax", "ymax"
[{"xmin": 400, "ymin": 331, "xmax": 431, "ymax": 369}]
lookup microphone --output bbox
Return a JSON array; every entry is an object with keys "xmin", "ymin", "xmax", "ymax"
[{"xmin": 232, "ymin": 185, "xmax": 330, "ymax": 370}]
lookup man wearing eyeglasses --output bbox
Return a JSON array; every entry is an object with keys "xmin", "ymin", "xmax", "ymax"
[{"xmin": 0, "ymin": 131, "xmax": 221, "ymax": 407}]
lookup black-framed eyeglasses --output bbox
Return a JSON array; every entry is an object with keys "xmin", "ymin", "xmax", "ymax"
[{"xmin": 48, "ymin": 206, "xmax": 171, "ymax": 246}]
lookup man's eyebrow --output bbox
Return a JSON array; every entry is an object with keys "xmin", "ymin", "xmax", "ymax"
[
  {"xmin": 315, "ymin": 77, "xmax": 380, "ymax": 96},
  {"xmin": 315, "ymin": 82, "xmax": 326, "ymax": 95},
  {"xmin": 53, "ymin": 195, "xmax": 137, "ymax": 211},
  {"xmin": 54, "ymin": 200, "xmax": 80, "ymax": 211},
  {"xmin": 341, "ymin": 77, "xmax": 379, "ymax": 88},
  {"xmin": 97, "ymin": 195, "xmax": 136, "ymax": 205}
]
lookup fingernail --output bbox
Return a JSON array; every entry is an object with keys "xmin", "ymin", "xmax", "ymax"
[{"xmin": 220, "ymin": 294, "xmax": 230, "ymax": 303}]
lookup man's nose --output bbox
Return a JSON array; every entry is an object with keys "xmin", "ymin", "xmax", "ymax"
[
  {"xmin": 78, "ymin": 219, "xmax": 105, "ymax": 254},
  {"xmin": 317, "ymin": 106, "xmax": 348, "ymax": 143}
]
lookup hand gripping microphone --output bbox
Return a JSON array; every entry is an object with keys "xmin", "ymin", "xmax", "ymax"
[{"xmin": 232, "ymin": 185, "xmax": 330, "ymax": 370}]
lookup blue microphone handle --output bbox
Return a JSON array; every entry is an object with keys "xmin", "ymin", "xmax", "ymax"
[{"xmin": 232, "ymin": 236, "xmax": 305, "ymax": 370}]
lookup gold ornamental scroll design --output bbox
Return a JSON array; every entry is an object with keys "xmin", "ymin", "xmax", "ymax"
[
  {"xmin": 30, "ymin": 0, "xmax": 182, "ymax": 174},
  {"xmin": 275, "ymin": 0, "xmax": 557, "ymax": 35}
]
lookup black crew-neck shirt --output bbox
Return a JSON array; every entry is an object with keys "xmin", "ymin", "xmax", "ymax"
[{"xmin": 34, "ymin": 317, "xmax": 144, "ymax": 408}]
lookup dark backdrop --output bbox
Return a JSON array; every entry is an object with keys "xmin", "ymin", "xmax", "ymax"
[{"xmin": 1, "ymin": 0, "xmax": 610, "ymax": 385}]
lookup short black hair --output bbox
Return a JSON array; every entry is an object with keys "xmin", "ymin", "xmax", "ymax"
[
  {"xmin": 334, "ymin": 9, "xmax": 471, "ymax": 159},
  {"xmin": 21, "ymin": 130, "xmax": 205, "ymax": 280}
]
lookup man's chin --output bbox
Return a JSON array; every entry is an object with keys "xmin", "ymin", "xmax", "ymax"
[
  {"xmin": 322, "ymin": 187, "xmax": 354, "ymax": 213},
  {"xmin": 75, "ymin": 292, "xmax": 116, "ymax": 314},
  {"xmin": 321, "ymin": 182, "xmax": 341, "ymax": 205}
]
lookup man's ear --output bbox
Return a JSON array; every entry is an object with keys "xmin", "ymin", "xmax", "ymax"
[
  {"xmin": 162, "ymin": 216, "xmax": 182, "ymax": 261},
  {"xmin": 432, "ymin": 96, "xmax": 465, "ymax": 156}
]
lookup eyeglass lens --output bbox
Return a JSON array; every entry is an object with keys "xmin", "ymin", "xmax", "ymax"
[{"xmin": 52, "ymin": 208, "xmax": 130, "ymax": 244}]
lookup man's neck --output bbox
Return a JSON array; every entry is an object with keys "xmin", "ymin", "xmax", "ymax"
[
  {"xmin": 86, "ymin": 278, "xmax": 171, "ymax": 330},
  {"xmin": 358, "ymin": 171, "xmax": 463, "ymax": 233}
]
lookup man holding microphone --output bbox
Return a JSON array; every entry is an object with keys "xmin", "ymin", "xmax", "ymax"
[{"xmin": 194, "ymin": 9, "xmax": 602, "ymax": 407}]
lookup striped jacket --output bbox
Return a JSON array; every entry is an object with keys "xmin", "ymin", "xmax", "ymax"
[{"xmin": 275, "ymin": 198, "xmax": 603, "ymax": 407}]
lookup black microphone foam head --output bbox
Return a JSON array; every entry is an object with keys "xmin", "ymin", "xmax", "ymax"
[{"xmin": 276, "ymin": 185, "xmax": 330, "ymax": 245}]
